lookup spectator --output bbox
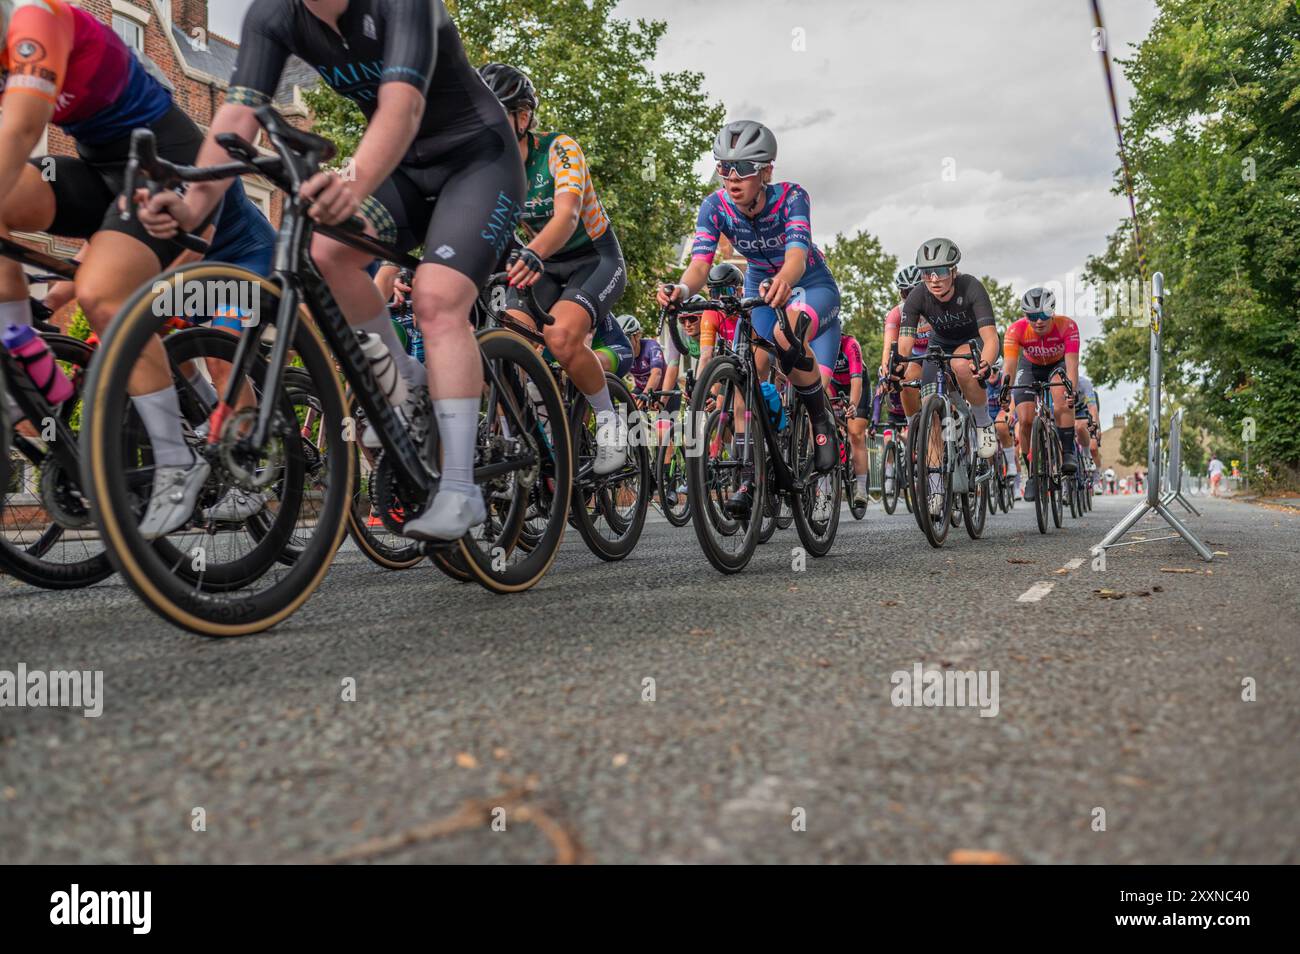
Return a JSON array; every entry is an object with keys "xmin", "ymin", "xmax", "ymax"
[
  {"xmin": 1208, "ymin": 454, "xmax": 1224, "ymax": 497},
  {"xmin": 1104, "ymin": 466, "xmax": 1116, "ymax": 494}
]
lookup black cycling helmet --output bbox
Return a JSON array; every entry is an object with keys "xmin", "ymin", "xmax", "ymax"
[
  {"xmin": 478, "ymin": 63, "xmax": 538, "ymax": 112},
  {"xmin": 706, "ymin": 262, "xmax": 744, "ymax": 290}
]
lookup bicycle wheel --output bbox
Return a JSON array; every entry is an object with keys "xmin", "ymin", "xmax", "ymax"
[
  {"xmin": 0, "ymin": 334, "xmax": 114, "ymax": 589},
  {"xmin": 1048, "ymin": 433, "xmax": 1064, "ymax": 528},
  {"xmin": 962, "ymin": 442, "xmax": 988, "ymax": 541},
  {"xmin": 846, "ymin": 461, "xmax": 867, "ymax": 521},
  {"xmin": 656, "ymin": 431, "xmax": 691, "ymax": 527},
  {"xmin": 881, "ymin": 439, "xmax": 900, "ymax": 514},
  {"xmin": 83, "ymin": 265, "xmax": 352, "ymax": 635},
  {"xmin": 913, "ymin": 395, "xmax": 952, "ymax": 547},
  {"xmin": 1030, "ymin": 418, "xmax": 1049, "ymax": 534},
  {"xmin": 155, "ymin": 327, "xmax": 312, "ymax": 592},
  {"xmin": 343, "ymin": 391, "xmax": 425, "ymax": 571},
  {"xmin": 789, "ymin": 401, "xmax": 840, "ymax": 557},
  {"xmin": 455, "ymin": 328, "xmax": 572, "ymax": 593},
  {"xmin": 569, "ymin": 374, "xmax": 650, "ymax": 561},
  {"xmin": 685, "ymin": 360, "xmax": 762, "ymax": 572},
  {"xmin": 757, "ymin": 460, "xmax": 779, "ymax": 544}
]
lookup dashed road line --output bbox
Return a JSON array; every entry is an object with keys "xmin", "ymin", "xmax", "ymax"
[{"xmin": 1017, "ymin": 581, "xmax": 1056, "ymax": 603}]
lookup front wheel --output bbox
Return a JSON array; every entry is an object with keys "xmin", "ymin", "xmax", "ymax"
[
  {"xmin": 881, "ymin": 439, "xmax": 900, "ymax": 515},
  {"xmin": 913, "ymin": 395, "xmax": 953, "ymax": 547},
  {"xmin": 656, "ymin": 430, "xmax": 691, "ymax": 527},
  {"xmin": 569, "ymin": 374, "xmax": 650, "ymax": 561},
  {"xmin": 789, "ymin": 401, "xmax": 840, "ymax": 557}
]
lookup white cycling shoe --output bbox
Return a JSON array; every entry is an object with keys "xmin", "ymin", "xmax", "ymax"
[
  {"xmin": 592, "ymin": 414, "xmax": 628, "ymax": 476},
  {"xmin": 976, "ymin": 423, "xmax": 999, "ymax": 459},
  {"xmin": 204, "ymin": 487, "xmax": 268, "ymax": 523},
  {"xmin": 402, "ymin": 486, "xmax": 487, "ymax": 542},
  {"xmin": 138, "ymin": 458, "xmax": 211, "ymax": 540}
]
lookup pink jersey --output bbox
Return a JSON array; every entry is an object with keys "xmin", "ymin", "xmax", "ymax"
[{"xmin": 831, "ymin": 335, "xmax": 863, "ymax": 389}]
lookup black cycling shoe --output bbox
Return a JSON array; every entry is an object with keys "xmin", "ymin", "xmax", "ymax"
[
  {"xmin": 1061, "ymin": 451, "xmax": 1078, "ymax": 475},
  {"xmin": 1023, "ymin": 476, "xmax": 1038, "ymax": 502},
  {"xmin": 811, "ymin": 410, "xmax": 838, "ymax": 473},
  {"xmin": 725, "ymin": 482, "xmax": 754, "ymax": 518}
]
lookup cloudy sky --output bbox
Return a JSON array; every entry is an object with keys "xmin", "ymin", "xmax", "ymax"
[{"xmin": 211, "ymin": 0, "xmax": 1156, "ymax": 424}]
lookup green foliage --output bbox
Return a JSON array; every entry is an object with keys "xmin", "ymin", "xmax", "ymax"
[
  {"xmin": 977, "ymin": 274, "xmax": 1020, "ymax": 330},
  {"xmin": 822, "ymin": 229, "xmax": 898, "ymax": 368},
  {"xmin": 1085, "ymin": 0, "xmax": 1300, "ymax": 476},
  {"xmin": 304, "ymin": 0, "xmax": 723, "ymax": 328},
  {"xmin": 66, "ymin": 307, "xmax": 91, "ymax": 343}
]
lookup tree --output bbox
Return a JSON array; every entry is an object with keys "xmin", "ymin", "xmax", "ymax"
[
  {"xmin": 305, "ymin": 1, "xmax": 722, "ymax": 328},
  {"xmin": 978, "ymin": 275, "xmax": 1020, "ymax": 329},
  {"xmin": 1085, "ymin": 0, "xmax": 1300, "ymax": 482},
  {"xmin": 822, "ymin": 229, "xmax": 898, "ymax": 367}
]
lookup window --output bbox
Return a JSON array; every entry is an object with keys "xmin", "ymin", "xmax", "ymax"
[{"xmin": 112, "ymin": 14, "xmax": 145, "ymax": 52}]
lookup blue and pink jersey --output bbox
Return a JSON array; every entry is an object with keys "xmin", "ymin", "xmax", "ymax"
[
  {"xmin": 691, "ymin": 183, "xmax": 833, "ymax": 288},
  {"xmin": 1, "ymin": 0, "xmax": 172, "ymax": 145}
]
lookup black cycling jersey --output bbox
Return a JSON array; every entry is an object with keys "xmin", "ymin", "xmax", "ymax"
[
  {"xmin": 228, "ymin": 0, "xmax": 503, "ymax": 153},
  {"xmin": 900, "ymin": 274, "xmax": 996, "ymax": 343}
]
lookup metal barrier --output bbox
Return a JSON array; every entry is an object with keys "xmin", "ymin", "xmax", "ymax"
[
  {"xmin": 1160, "ymin": 407, "xmax": 1200, "ymax": 516},
  {"xmin": 1093, "ymin": 272, "xmax": 1213, "ymax": 562}
]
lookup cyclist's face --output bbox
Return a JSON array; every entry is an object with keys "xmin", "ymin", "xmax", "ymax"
[
  {"xmin": 723, "ymin": 165, "xmax": 770, "ymax": 204},
  {"xmin": 682, "ymin": 315, "xmax": 700, "ymax": 339},
  {"xmin": 510, "ymin": 108, "xmax": 532, "ymax": 140},
  {"xmin": 923, "ymin": 268, "xmax": 955, "ymax": 297}
]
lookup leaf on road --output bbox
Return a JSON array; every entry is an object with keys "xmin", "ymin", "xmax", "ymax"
[
  {"xmin": 1159, "ymin": 567, "xmax": 1197, "ymax": 573},
  {"xmin": 612, "ymin": 753, "xmax": 629, "ymax": 768},
  {"xmin": 1007, "ymin": 558, "xmax": 1034, "ymax": 564},
  {"xmin": 455, "ymin": 752, "xmax": 478, "ymax": 769},
  {"xmin": 948, "ymin": 849, "xmax": 1016, "ymax": 865},
  {"xmin": 880, "ymin": 599, "xmax": 899, "ymax": 607},
  {"xmin": 1094, "ymin": 588, "xmax": 1126, "ymax": 599},
  {"xmin": 1132, "ymin": 590, "xmax": 1151, "ymax": 597}
]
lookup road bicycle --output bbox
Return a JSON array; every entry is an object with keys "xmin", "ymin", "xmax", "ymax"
[
  {"xmin": 1020, "ymin": 366, "xmax": 1076, "ymax": 534},
  {"xmin": 897, "ymin": 339, "xmax": 994, "ymax": 548},
  {"xmin": 668, "ymin": 292, "xmax": 840, "ymax": 572},
  {"xmin": 82, "ymin": 106, "xmax": 571, "ymax": 635}
]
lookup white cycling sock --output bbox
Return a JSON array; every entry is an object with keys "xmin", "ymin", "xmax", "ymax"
[
  {"xmin": 0, "ymin": 299, "xmax": 33, "ymax": 330},
  {"xmin": 433, "ymin": 397, "xmax": 479, "ymax": 493},
  {"xmin": 971, "ymin": 401, "xmax": 992, "ymax": 428},
  {"xmin": 585, "ymin": 384, "xmax": 615, "ymax": 417},
  {"xmin": 856, "ymin": 475, "xmax": 868, "ymax": 492},
  {"xmin": 185, "ymin": 369, "xmax": 219, "ymax": 408},
  {"xmin": 360, "ymin": 313, "xmax": 425, "ymax": 392},
  {"xmin": 132, "ymin": 385, "xmax": 194, "ymax": 468}
]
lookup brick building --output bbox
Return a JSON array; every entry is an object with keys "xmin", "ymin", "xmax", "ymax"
[{"xmin": 16, "ymin": 0, "xmax": 321, "ymax": 258}]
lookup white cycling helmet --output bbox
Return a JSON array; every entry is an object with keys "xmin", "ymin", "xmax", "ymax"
[
  {"xmin": 616, "ymin": 314, "xmax": 642, "ymax": 337},
  {"xmin": 894, "ymin": 265, "xmax": 923, "ymax": 291},
  {"xmin": 1020, "ymin": 287, "xmax": 1056, "ymax": 317}
]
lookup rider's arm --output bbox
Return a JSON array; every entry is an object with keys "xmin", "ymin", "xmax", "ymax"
[
  {"xmin": 0, "ymin": 2, "xmax": 67, "ymax": 205},
  {"xmin": 375, "ymin": 263, "xmax": 399, "ymax": 303},
  {"xmin": 881, "ymin": 308, "xmax": 899, "ymax": 371},
  {"xmin": 968, "ymin": 280, "xmax": 1000, "ymax": 370},
  {"xmin": 667, "ymin": 198, "xmax": 723, "ymax": 301},
  {"xmin": 524, "ymin": 135, "xmax": 587, "ymax": 260},
  {"xmin": 897, "ymin": 287, "xmax": 920, "ymax": 357},
  {"xmin": 1065, "ymin": 351, "xmax": 1080, "ymax": 392},
  {"xmin": 847, "ymin": 337, "xmax": 863, "ymax": 406},
  {"xmin": 1063, "ymin": 318, "xmax": 1081, "ymax": 390},
  {"xmin": 777, "ymin": 186, "xmax": 813, "ymax": 289},
  {"xmin": 1002, "ymin": 319, "xmax": 1022, "ymax": 369}
]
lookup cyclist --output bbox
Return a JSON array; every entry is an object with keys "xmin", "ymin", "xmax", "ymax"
[
  {"xmin": 1074, "ymin": 372, "xmax": 1101, "ymax": 470},
  {"xmin": 696, "ymin": 262, "xmax": 745, "ymax": 379},
  {"xmin": 0, "ymin": 0, "xmax": 266, "ymax": 537},
  {"xmin": 830, "ymin": 333, "xmax": 870, "ymax": 507},
  {"xmin": 881, "ymin": 265, "xmax": 928, "ymax": 417},
  {"xmin": 624, "ymin": 314, "xmax": 665, "ymax": 406},
  {"xmin": 139, "ymin": 0, "xmax": 524, "ymax": 542},
  {"xmin": 657, "ymin": 120, "xmax": 841, "ymax": 517},
  {"xmin": 897, "ymin": 238, "xmax": 1001, "ymax": 516},
  {"xmin": 1003, "ymin": 287, "xmax": 1081, "ymax": 502},
  {"xmin": 481, "ymin": 63, "xmax": 630, "ymax": 475}
]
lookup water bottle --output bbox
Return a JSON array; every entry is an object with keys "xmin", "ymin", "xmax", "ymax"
[
  {"xmin": 356, "ymin": 331, "xmax": 407, "ymax": 408},
  {"xmin": 2, "ymin": 323, "xmax": 74, "ymax": 405}
]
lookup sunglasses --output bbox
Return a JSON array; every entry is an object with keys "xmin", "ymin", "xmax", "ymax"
[
  {"xmin": 1027, "ymin": 312, "xmax": 1052, "ymax": 322},
  {"xmin": 920, "ymin": 266, "xmax": 953, "ymax": 278},
  {"xmin": 717, "ymin": 160, "xmax": 768, "ymax": 179}
]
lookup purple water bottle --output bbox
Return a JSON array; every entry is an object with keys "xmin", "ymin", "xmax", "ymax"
[{"xmin": 2, "ymin": 323, "xmax": 74, "ymax": 405}]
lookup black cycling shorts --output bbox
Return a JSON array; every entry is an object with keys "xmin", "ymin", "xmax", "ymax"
[
  {"xmin": 34, "ymin": 106, "xmax": 217, "ymax": 266},
  {"xmin": 504, "ymin": 228, "xmax": 626, "ymax": 330},
  {"xmin": 363, "ymin": 123, "xmax": 525, "ymax": 288},
  {"xmin": 1011, "ymin": 355, "xmax": 1066, "ymax": 407}
]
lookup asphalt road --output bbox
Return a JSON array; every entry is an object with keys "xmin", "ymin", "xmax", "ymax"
[{"xmin": 1, "ymin": 493, "xmax": 1296, "ymax": 864}]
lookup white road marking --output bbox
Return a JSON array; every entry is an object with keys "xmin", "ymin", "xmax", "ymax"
[
  {"xmin": 1061, "ymin": 558, "xmax": 1084, "ymax": 571},
  {"xmin": 1017, "ymin": 581, "xmax": 1056, "ymax": 603}
]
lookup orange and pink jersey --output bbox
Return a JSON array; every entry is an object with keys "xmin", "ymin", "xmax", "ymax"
[
  {"xmin": 1, "ymin": 0, "xmax": 172, "ymax": 145},
  {"xmin": 1004, "ymin": 315, "xmax": 1080, "ymax": 367}
]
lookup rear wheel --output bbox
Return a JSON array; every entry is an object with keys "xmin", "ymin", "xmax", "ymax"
[
  {"xmin": 790, "ymin": 401, "xmax": 840, "ymax": 557},
  {"xmin": 0, "ymin": 335, "xmax": 113, "ymax": 589},
  {"xmin": 881, "ymin": 439, "xmax": 900, "ymax": 515},
  {"xmin": 1031, "ymin": 417, "xmax": 1050, "ymax": 534},
  {"xmin": 656, "ymin": 430, "xmax": 691, "ymax": 527},
  {"xmin": 344, "ymin": 391, "xmax": 425, "ymax": 570},
  {"xmin": 569, "ymin": 374, "xmax": 650, "ymax": 561}
]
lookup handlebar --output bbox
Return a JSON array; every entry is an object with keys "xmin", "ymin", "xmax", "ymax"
[{"xmin": 484, "ymin": 271, "xmax": 552, "ymax": 327}]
